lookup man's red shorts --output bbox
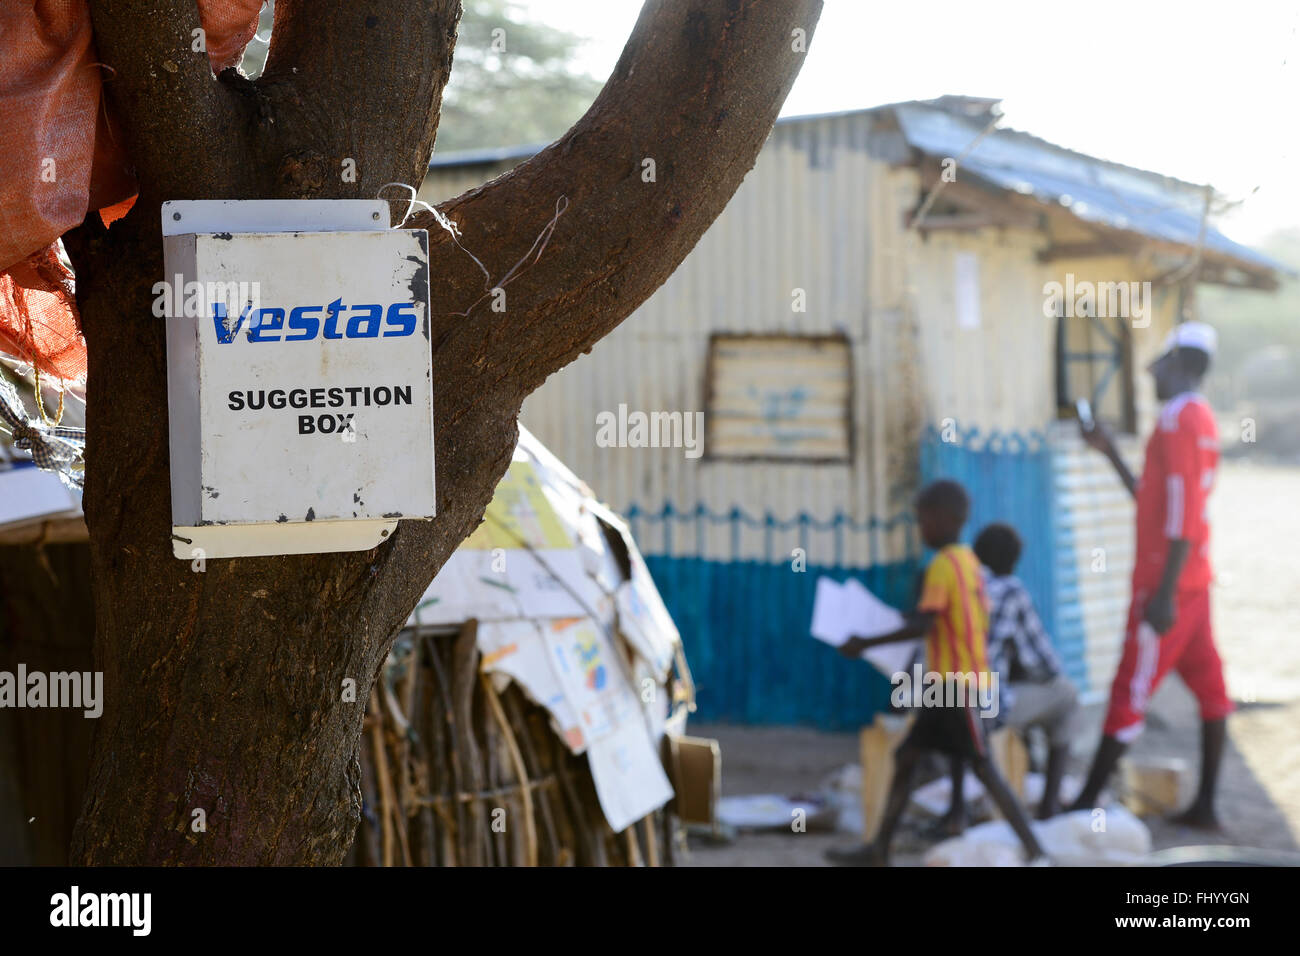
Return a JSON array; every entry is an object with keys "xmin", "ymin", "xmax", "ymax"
[{"xmin": 1103, "ymin": 587, "xmax": 1233, "ymax": 742}]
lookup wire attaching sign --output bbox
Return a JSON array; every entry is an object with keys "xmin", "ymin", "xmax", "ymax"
[{"xmin": 162, "ymin": 200, "xmax": 435, "ymax": 559}]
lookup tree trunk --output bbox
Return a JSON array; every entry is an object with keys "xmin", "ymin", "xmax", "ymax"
[{"xmin": 66, "ymin": 0, "xmax": 820, "ymax": 864}]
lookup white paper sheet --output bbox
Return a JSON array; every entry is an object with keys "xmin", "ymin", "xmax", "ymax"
[
  {"xmin": 810, "ymin": 576, "xmax": 852, "ymax": 646},
  {"xmin": 480, "ymin": 616, "xmax": 674, "ymax": 831},
  {"xmin": 842, "ymin": 578, "xmax": 918, "ymax": 677},
  {"xmin": 810, "ymin": 575, "xmax": 919, "ymax": 678},
  {"xmin": 544, "ymin": 616, "xmax": 674, "ymax": 830},
  {"xmin": 842, "ymin": 577, "xmax": 905, "ymax": 638},
  {"xmin": 477, "ymin": 620, "xmax": 583, "ymax": 751},
  {"xmin": 585, "ymin": 720, "xmax": 675, "ymax": 834}
]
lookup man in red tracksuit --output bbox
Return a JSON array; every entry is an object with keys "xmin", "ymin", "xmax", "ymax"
[{"xmin": 1070, "ymin": 321, "xmax": 1232, "ymax": 829}]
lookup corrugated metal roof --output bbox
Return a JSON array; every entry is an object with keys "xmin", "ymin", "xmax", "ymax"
[
  {"xmin": 427, "ymin": 140, "xmax": 548, "ymax": 168},
  {"xmin": 426, "ymin": 99, "xmax": 1286, "ymax": 279},
  {"xmin": 891, "ymin": 103, "xmax": 1289, "ymax": 278}
]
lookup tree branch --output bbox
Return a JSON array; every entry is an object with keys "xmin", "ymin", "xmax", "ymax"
[
  {"xmin": 87, "ymin": 0, "xmax": 240, "ymax": 205},
  {"xmin": 88, "ymin": 0, "xmax": 462, "ymax": 208},
  {"xmin": 411, "ymin": 0, "xmax": 822, "ymax": 402},
  {"xmin": 373, "ymin": 0, "xmax": 822, "ymax": 684},
  {"xmin": 261, "ymin": 0, "xmax": 462, "ymax": 200}
]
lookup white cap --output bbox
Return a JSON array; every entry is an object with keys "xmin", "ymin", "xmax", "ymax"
[{"xmin": 1158, "ymin": 321, "xmax": 1217, "ymax": 359}]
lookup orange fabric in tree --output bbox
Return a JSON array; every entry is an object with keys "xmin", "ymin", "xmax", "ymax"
[
  {"xmin": 99, "ymin": 195, "xmax": 136, "ymax": 228},
  {"xmin": 0, "ymin": 245, "xmax": 84, "ymax": 382},
  {"xmin": 202, "ymin": 0, "xmax": 266, "ymax": 74},
  {"xmin": 0, "ymin": 0, "xmax": 264, "ymax": 382}
]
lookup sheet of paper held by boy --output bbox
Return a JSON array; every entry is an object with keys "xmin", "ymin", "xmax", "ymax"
[{"xmin": 810, "ymin": 575, "xmax": 917, "ymax": 678}]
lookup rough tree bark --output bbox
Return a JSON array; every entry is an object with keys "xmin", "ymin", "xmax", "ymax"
[{"xmin": 66, "ymin": 0, "xmax": 820, "ymax": 864}]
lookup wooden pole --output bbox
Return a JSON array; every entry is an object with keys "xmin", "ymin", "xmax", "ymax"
[
  {"xmin": 368, "ymin": 689, "xmax": 395, "ymax": 867},
  {"xmin": 481, "ymin": 674, "xmax": 538, "ymax": 866}
]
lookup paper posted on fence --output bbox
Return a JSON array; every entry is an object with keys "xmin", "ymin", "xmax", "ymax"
[{"xmin": 810, "ymin": 575, "xmax": 919, "ymax": 677}]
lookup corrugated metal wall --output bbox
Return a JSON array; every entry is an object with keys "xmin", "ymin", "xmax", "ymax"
[
  {"xmin": 527, "ymin": 116, "xmax": 926, "ymax": 725},
  {"xmin": 1049, "ymin": 424, "xmax": 1138, "ymax": 700},
  {"xmin": 420, "ymin": 119, "xmax": 1084, "ymax": 559},
  {"xmin": 906, "ymin": 230, "xmax": 1056, "ymax": 435},
  {"xmin": 514, "ymin": 113, "xmax": 924, "ymax": 571},
  {"xmin": 1042, "ymin": 256, "xmax": 1181, "ymax": 700},
  {"xmin": 917, "ymin": 425, "xmax": 1060, "ymax": 660},
  {"xmin": 418, "ymin": 162, "xmax": 516, "ymax": 207}
]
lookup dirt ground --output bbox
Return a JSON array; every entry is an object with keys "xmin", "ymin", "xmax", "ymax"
[{"xmin": 681, "ymin": 460, "xmax": 1300, "ymax": 866}]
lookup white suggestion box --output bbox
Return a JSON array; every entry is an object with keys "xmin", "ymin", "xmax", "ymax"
[{"xmin": 162, "ymin": 200, "xmax": 435, "ymax": 559}]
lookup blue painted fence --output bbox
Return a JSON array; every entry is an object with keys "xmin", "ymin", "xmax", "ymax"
[
  {"xmin": 918, "ymin": 425, "xmax": 1084, "ymax": 691},
  {"xmin": 626, "ymin": 504, "xmax": 920, "ymax": 729},
  {"xmin": 642, "ymin": 553, "xmax": 919, "ymax": 729}
]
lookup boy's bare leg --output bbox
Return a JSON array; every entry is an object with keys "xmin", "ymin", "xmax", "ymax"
[
  {"xmin": 934, "ymin": 755, "xmax": 967, "ymax": 836},
  {"xmin": 1038, "ymin": 743, "xmax": 1068, "ymax": 819},
  {"xmin": 874, "ymin": 744, "xmax": 923, "ymax": 860},
  {"xmin": 825, "ymin": 743, "xmax": 923, "ymax": 866},
  {"xmin": 970, "ymin": 755, "xmax": 1046, "ymax": 862}
]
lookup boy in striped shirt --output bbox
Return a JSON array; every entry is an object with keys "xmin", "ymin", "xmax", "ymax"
[{"xmin": 827, "ymin": 480, "xmax": 1045, "ymax": 865}]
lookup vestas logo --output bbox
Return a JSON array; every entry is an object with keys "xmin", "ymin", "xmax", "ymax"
[{"xmin": 212, "ymin": 298, "xmax": 419, "ymax": 344}]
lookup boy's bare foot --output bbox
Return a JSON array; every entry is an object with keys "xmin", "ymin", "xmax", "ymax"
[
  {"xmin": 825, "ymin": 842, "xmax": 888, "ymax": 867},
  {"xmin": 1170, "ymin": 803, "xmax": 1223, "ymax": 831}
]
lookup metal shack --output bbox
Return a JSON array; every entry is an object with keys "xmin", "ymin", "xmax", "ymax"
[{"xmin": 420, "ymin": 96, "xmax": 1284, "ymax": 728}]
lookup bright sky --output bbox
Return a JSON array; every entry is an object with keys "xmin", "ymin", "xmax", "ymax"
[{"xmin": 517, "ymin": 0, "xmax": 1300, "ymax": 245}]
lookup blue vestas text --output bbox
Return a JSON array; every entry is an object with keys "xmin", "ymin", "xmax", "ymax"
[{"xmin": 212, "ymin": 297, "xmax": 419, "ymax": 343}]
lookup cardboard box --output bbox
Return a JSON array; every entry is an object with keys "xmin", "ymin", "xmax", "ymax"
[
  {"xmin": 1121, "ymin": 757, "xmax": 1187, "ymax": 816},
  {"xmin": 664, "ymin": 734, "xmax": 721, "ymax": 829}
]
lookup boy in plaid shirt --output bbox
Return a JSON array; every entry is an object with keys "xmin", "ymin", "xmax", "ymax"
[
  {"xmin": 933, "ymin": 523, "xmax": 1079, "ymax": 835},
  {"xmin": 977, "ymin": 523, "xmax": 1079, "ymax": 818}
]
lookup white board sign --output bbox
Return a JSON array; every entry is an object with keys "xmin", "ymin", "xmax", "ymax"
[
  {"xmin": 954, "ymin": 251, "xmax": 981, "ymax": 330},
  {"xmin": 162, "ymin": 200, "xmax": 435, "ymax": 558}
]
